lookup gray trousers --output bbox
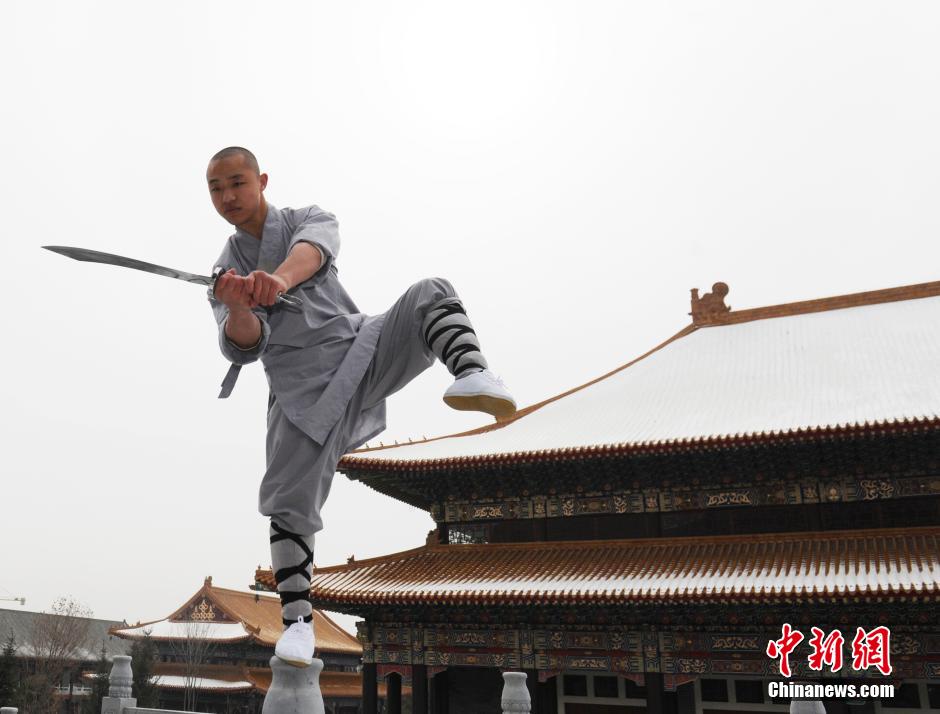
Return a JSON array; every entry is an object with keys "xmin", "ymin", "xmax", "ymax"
[{"xmin": 260, "ymin": 277, "xmax": 457, "ymax": 535}]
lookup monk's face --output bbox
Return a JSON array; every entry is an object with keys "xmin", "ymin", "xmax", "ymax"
[{"xmin": 206, "ymin": 154, "xmax": 268, "ymax": 230}]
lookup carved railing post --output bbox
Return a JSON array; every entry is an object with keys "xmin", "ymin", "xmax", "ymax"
[
  {"xmin": 262, "ymin": 656, "xmax": 325, "ymax": 714},
  {"xmin": 501, "ymin": 672, "xmax": 531, "ymax": 713},
  {"xmin": 101, "ymin": 655, "xmax": 137, "ymax": 714}
]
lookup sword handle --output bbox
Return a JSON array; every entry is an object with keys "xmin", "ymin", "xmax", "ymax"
[
  {"xmin": 211, "ymin": 267, "xmax": 303, "ymax": 310},
  {"xmin": 276, "ymin": 292, "xmax": 303, "ymax": 309}
]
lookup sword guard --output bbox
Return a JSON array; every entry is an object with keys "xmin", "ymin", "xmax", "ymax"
[{"xmin": 210, "ymin": 265, "xmax": 226, "ymax": 292}]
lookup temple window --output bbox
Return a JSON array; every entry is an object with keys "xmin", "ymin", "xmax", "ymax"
[
  {"xmin": 447, "ymin": 524, "xmax": 488, "ymax": 544},
  {"xmin": 927, "ymin": 684, "xmax": 940, "ymax": 709},
  {"xmin": 563, "ymin": 674, "xmax": 588, "ymax": 697},
  {"xmin": 556, "ymin": 672, "xmax": 648, "ymax": 710},
  {"xmin": 735, "ymin": 679, "xmax": 765, "ymax": 704},
  {"xmin": 886, "ymin": 683, "xmax": 924, "ymax": 709},
  {"xmin": 700, "ymin": 678, "xmax": 729, "ymax": 702},
  {"xmin": 594, "ymin": 675, "xmax": 619, "ymax": 698}
]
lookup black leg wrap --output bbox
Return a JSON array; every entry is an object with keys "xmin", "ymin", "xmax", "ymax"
[
  {"xmin": 283, "ymin": 614, "xmax": 313, "ymax": 627},
  {"xmin": 422, "ymin": 302, "xmax": 488, "ymax": 376},
  {"xmin": 278, "ymin": 589, "xmax": 311, "ymax": 606}
]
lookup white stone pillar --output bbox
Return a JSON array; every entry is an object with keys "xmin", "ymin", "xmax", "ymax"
[
  {"xmin": 501, "ymin": 671, "xmax": 531, "ymax": 713},
  {"xmin": 262, "ymin": 656, "xmax": 325, "ymax": 714},
  {"xmin": 101, "ymin": 655, "xmax": 137, "ymax": 714}
]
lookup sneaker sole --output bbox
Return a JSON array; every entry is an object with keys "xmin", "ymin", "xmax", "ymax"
[
  {"xmin": 276, "ymin": 653, "xmax": 313, "ymax": 668},
  {"xmin": 444, "ymin": 393, "xmax": 516, "ymax": 419}
]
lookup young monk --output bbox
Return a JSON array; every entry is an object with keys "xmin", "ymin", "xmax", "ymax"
[{"xmin": 206, "ymin": 147, "xmax": 515, "ymax": 666}]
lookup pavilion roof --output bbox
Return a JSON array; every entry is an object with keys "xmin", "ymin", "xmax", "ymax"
[
  {"xmin": 340, "ymin": 280, "xmax": 940, "ymax": 474},
  {"xmin": 246, "ymin": 668, "xmax": 393, "ymax": 698},
  {"xmin": 110, "ymin": 578, "xmax": 360, "ymax": 655},
  {"xmin": 115, "ymin": 663, "xmax": 379, "ymax": 697},
  {"xmin": 0, "ymin": 608, "xmax": 129, "ymax": 661},
  {"xmin": 255, "ymin": 527, "xmax": 940, "ymax": 609}
]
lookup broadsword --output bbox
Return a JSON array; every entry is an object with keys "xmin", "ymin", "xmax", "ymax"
[{"xmin": 42, "ymin": 245, "xmax": 303, "ymax": 309}]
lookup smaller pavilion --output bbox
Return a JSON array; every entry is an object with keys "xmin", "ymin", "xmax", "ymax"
[{"xmin": 111, "ymin": 577, "xmax": 381, "ymax": 713}]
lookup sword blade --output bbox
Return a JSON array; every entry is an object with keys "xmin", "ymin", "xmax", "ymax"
[{"xmin": 42, "ymin": 245, "xmax": 214, "ymax": 286}]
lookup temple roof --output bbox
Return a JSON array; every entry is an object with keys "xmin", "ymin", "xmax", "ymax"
[
  {"xmin": 111, "ymin": 578, "xmax": 360, "ymax": 655},
  {"xmin": 340, "ymin": 280, "xmax": 940, "ymax": 474},
  {"xmin": 255, "ymin": 527, "xmax": 940, "ymax": 609},
  {"xmin": 0, "ymin": 608, "xmax": 130, "ymax": 661},
  {"xmin": 151, "ymin": 675, "xmax": 254, "ymax": 693},
  {"xmin": 247, "ymin": 669, "xmax": 392, "ymax": 698},
  {"xmin": 95, "ymin": 663, "xmax": 381, "ymax": 697}
]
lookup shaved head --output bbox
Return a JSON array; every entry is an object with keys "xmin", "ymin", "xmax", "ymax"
[
  {"xmin": 206, "ymin": 147, "xmax": 268, "ymax": 237},
  {"xmin": 208, "ymin": 146, "xmax": 260, "ymax": 175}
]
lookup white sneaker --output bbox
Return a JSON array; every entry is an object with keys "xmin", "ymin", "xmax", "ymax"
[
  {"xmin": 275, "ymin": 617, "xmax": 315, "ymax": 667},
  {"xmin": 443, "ymin": 369, "xmax": 517, "ymax": 419}
]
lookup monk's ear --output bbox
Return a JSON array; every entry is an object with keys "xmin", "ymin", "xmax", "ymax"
[{"xmin": 259, "ymin": 173, "xmax": 268, "ymax": 191}]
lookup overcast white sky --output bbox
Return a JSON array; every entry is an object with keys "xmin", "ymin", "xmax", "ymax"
[{"xmin": 3, "ymin": 2, "xmax": 939, "ymax": 636}]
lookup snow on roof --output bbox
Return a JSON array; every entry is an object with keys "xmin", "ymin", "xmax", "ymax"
[
  {"xmin": 111, "ymin": 580, "xmax": 361, "ymax": 654},
  {"xmin": 0, "ymin": 608, "xmax": 130, "ymax": 660},
  {"xmin": 152, "ymin": 675, "xmax": 253, "ymax": 691},
  {"xmin": 266, "ymin": 527, "xmax": 940, "ymax": 607},
  {"xmin": 342, "ymin": 288, "xmax": 940, "ymax": 469},
  {"xmin": 111, "ymin": 620, "xmax": 251, "ymax": 642}
]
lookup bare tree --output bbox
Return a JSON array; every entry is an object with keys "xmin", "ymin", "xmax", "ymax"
[
  {"xmin": 31, "ymin": 596, "xmax": 94, "ymax": 667},
  {"xmin": 22, "ymin": 596, "xmax": 94, "ymax": 714},
  {"xmin": 169, "ymin": 620, "xmax": 218, "ymax": 712}
]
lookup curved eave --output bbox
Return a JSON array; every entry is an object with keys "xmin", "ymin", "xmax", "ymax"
[
  {"xmin": 341, "ymin": 416, "xmax": 940, "ymax": 475},
  {"xmin": 258, "ymin": 527, "xmax": 940, "ymax": 612},
  {"xmin": 153, "ymin": 679, "xmax": 255, "ymax": 693},
  {"xmin": 310, "ymin": 585, "xmax": 939, "ymax": 609},
  {"xmin": 115, "ymin": 632, "xmax": 253, "ymax": 644}
]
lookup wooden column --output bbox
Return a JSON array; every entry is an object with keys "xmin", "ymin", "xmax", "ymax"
[
  {"xmin": 677, "ymin": 680, "xmax": 696, "ymax": 714},
  {"xmin": 413, "ymin": 664, "xmax": 429, "ymax": 714},
  {"xmin": 541, "ymin": 675, "xmax": 558, "ymax": 713},
  {"xmin": 432, "ymin": 669, "xmax": 449, "ymax": 714},
  {"xmin": 362, "ymin": 662, "xmax": 378, "ymax": 714},
  {"xmin": 386, "ymin": 673, "xmax": 402, "ymax": 714},
  {"xmin": 646, "ymin": 672, "xmax": 666, "ymax": 714},
  {"xmin": 525, "ymin": 669, "xmax": 540, "ymax": 714}
]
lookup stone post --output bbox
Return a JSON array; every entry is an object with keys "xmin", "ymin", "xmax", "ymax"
[
  {"xmin": 1, "ymin": 707, "xmax": 19, "ymax": 713},
  {"xmin": 501, "ymin": 672, "xmax": 531, "ymax": 713},
  {"xmin": 101, "ymin": 655, "xmax": 137, "ymax": 714},
  {"xmin": 261, "ymin": 656, "xmax": 325, "ymax": 714}
]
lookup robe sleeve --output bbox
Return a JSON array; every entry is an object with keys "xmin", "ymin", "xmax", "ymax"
[
  {"xmin": 286, "ymin": 206, "xmax": 340, "ymax": 277},
  {"xmin": 209, "ymin": 240, "xmax": 271, "ymax": 365}
]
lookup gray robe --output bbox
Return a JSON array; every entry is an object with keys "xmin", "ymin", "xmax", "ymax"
[{"xmin": 209, "ymin": 204, "xmax": 386, "ymax": 449}]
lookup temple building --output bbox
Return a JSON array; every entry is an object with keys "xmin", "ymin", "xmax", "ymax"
[
  {"xmin": 256, "ymin": 279, "xmax": 940, "ymax": 714},
  {"xmin": 0, "ymin": 607, "xmax": 130, "ymax": 713},
  {"xmin": 111, "ymin": 577, "xmax": 382, "ymax": 713}
]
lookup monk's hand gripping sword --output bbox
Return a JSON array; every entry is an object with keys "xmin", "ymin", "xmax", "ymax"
[{"xmin": 42, "ymin": 245, "xmax": 303, "ymax": 310}]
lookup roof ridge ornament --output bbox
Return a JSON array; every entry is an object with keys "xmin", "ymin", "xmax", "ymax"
[{"xmin": 690, "ymin": 282, "xmax": 731, "ymax": 325}]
